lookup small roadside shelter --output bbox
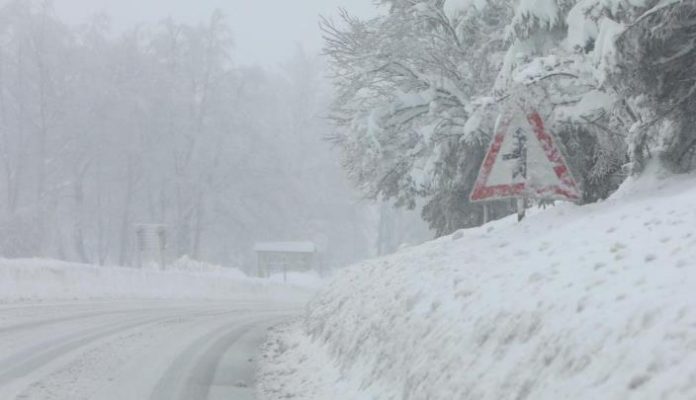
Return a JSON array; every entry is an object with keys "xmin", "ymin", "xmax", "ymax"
[{"xmin": 253, "ymin": 241, "xmax": 317, "ymax": 278}]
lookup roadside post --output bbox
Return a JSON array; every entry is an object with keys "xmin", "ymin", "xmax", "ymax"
[{"xmin": 135, "ymin": 224, "xmax": 168, "ymax": 269}]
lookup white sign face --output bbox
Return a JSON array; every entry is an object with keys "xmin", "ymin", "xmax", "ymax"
[
  {"xmin": 524, "ymin": 120, "xmax": 563, "ymax": 190},
  {"xmin": 470, "ymin": 107, "xmax": 581, "ymax": 202},
  {"xmin": 486, "ymin": 113, "xmax": 530, "ymax": 187}
]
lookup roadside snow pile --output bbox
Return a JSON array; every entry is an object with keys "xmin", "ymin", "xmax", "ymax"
[
  {"xmin": 258, "ymin": 168, "xmax": 696, "ymax": 400},
  {"xmin": 166, "ymin": 255, "xmax": 228, "ymax": 273},
  {"xmin": 266, "ymin": 271, "xmax": 326, "ymax": 289},
  {"xmin": 0, "ymin": 259, "xmax": 320, "ymax": 303},
  {"xmin": 160, "ymin": 256, "xmax": 325, "ymax": 289},
  {"xmin": 258, "ymin": 322, "xmax": 361, "ymax": 399}
]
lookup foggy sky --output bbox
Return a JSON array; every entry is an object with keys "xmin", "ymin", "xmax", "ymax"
[{"xmin": 52, "ymin": 0, "xmax": 377, "ymax": 67}]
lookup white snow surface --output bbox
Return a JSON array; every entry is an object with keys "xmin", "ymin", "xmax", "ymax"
[
  {"xmin": 253, "ymin": 241, "xmax": 317, "ymax": 253},
  {"xmin": 258, "ymin": 169, "xmax": 696, "ymax": 400},
  {"xmin": 444, "ymin": 0, "xmax": 486, "ymax": 18},
  {"xmin": 0, "ymin": 258, "xmax": 321, "ymax": 303},
  {"xmin": 565, "ymin": 0, "xmax": 600, "ymax": 50}
]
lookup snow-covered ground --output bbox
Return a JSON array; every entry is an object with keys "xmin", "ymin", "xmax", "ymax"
[
  {"xmin": 0, "ymin": 258, "xmax": 321, "ymax": 303},
  {"xmin": 257, "ymin": 167, "xmax": 696, "ymax": 400},
  {"xmin": 0, "ymin": 259, "xmax": 321, "ymax": 399},
  {"xmin": 0, "ymin": 299, "xmax": 301, "ymax": 399}
]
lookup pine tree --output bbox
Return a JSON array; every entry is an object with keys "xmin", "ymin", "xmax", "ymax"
[{"xmin": 610, "ymin": 0, "xmax": 696, "ymax": 172}]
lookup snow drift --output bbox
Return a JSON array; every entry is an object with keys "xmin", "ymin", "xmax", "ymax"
[
  {"xmin": 0, "ymin": 258, "xmax": 319, "ymax": 303},
  {"xmin": 258, "ymin": 168, "xmax": 696, "ymax": 400}
]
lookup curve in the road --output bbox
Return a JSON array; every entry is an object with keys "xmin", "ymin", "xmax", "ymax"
[{"xmin": 0, "ymin": 301, "xmax": 301, "ymax": 400}]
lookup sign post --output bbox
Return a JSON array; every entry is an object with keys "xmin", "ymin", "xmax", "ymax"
[
  {"xmin": 470, "ymin": 103, "xmax": 581, "ymax": 221},
  {"xmin": 135, "ymin": 224, "xmax": 168, "ymax": 269}
]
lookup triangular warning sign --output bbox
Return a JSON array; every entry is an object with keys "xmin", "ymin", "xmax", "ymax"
[{"xmin": 470, "ymin": 107, "xmax": 581, "ymax": 203}]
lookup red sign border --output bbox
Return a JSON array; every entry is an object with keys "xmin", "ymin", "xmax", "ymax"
[{"xmin": 470, "ymin": 108, "xmax": 581, "ymax": 203}]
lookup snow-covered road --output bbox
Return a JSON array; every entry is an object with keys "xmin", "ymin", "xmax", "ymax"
[{"xmin": 0, "ymin": 299, "xmax": 300, "ymax": 400}]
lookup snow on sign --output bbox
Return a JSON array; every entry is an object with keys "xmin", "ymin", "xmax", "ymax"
[{"xmin": 470, "ymin": 106, "xmax": 581, "ymax": 203}]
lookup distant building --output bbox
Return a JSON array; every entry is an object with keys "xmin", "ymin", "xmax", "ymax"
[{"xmin": 253, "ymin": 241, "xmax": 317, "ymax": 278}]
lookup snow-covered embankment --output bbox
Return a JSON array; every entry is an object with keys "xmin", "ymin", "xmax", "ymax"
[{"xmin": 258, "ymin": 170, "xmax": 696, "ymax": 400}]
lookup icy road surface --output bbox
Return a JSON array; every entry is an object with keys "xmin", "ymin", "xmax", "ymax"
[{"xmin": 0, "ymin": 300, "xmax": 299, "ymax": 400}]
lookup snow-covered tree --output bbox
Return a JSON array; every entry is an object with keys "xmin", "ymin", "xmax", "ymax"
[
  {"xmin": 609, "ymin": 0, "xmax": 696, "ymax": 172},
  {"xmin": 497, "ymin": 0, "xmax": 629, "ymax": 202},
  {"xmin": 0, "ymin": 1, "xmax": 376, "ymax": 269},
  {"xmin": 324, "ymin": 0, "xmax": 678, "ymax": 235},
  {"xmin": 323, "ymin": 1, "xmax": 514, "ymax": 236}
]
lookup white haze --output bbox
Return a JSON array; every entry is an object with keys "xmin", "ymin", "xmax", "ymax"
[
  {"xmin": 0, "ymin": 0, "xmax": 430, "ymax": 275},
  {"xmin": 52, "ymin": 0, "xmax": 378, "ymax": 66}
]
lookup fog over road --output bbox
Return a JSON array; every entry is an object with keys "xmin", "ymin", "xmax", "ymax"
[{"xmin": 0, "ymin": 300, "xmax": 300, "ymax": 400}]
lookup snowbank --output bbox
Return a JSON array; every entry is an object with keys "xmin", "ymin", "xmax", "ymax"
[
  {"xmin": 0, "ymin": 258, "xmax": 320, "ymax": 303},
  {"xmin": 265, "ymin": 271, "xmax": 326, "ymax": 290},
  {"xmin": 258, "ymin": 171, "xmax": 696, "ymax": 400},
  {"xmin": 166, "ymin": 255, "xmax": 229, "ymax": 273}
]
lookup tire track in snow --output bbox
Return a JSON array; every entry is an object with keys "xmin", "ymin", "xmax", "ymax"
[
  {"xmin": 0, "ymin": 302, "xmax": 301, "ymax": 400},
  {"xmin": 0, "ymin": 309, "xmax": 146, "ymax": 335},
  {"xmin": 0, "ymin": 306, "xmax": 258, "ymax": 336},
  {"xmin": 0, "ymin": 314, "xmax": 172, "ymax": 385},
  {"xmin": 154, "ymin": 324, "xmax": 255, "ymax": 400},
  {"xmin": 150, "ymin": 313, "xmax": 287, "ymax": 400},
  {"xmin": 0, "ymin": 308, "xmax": 249, "ymax": 392}
]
